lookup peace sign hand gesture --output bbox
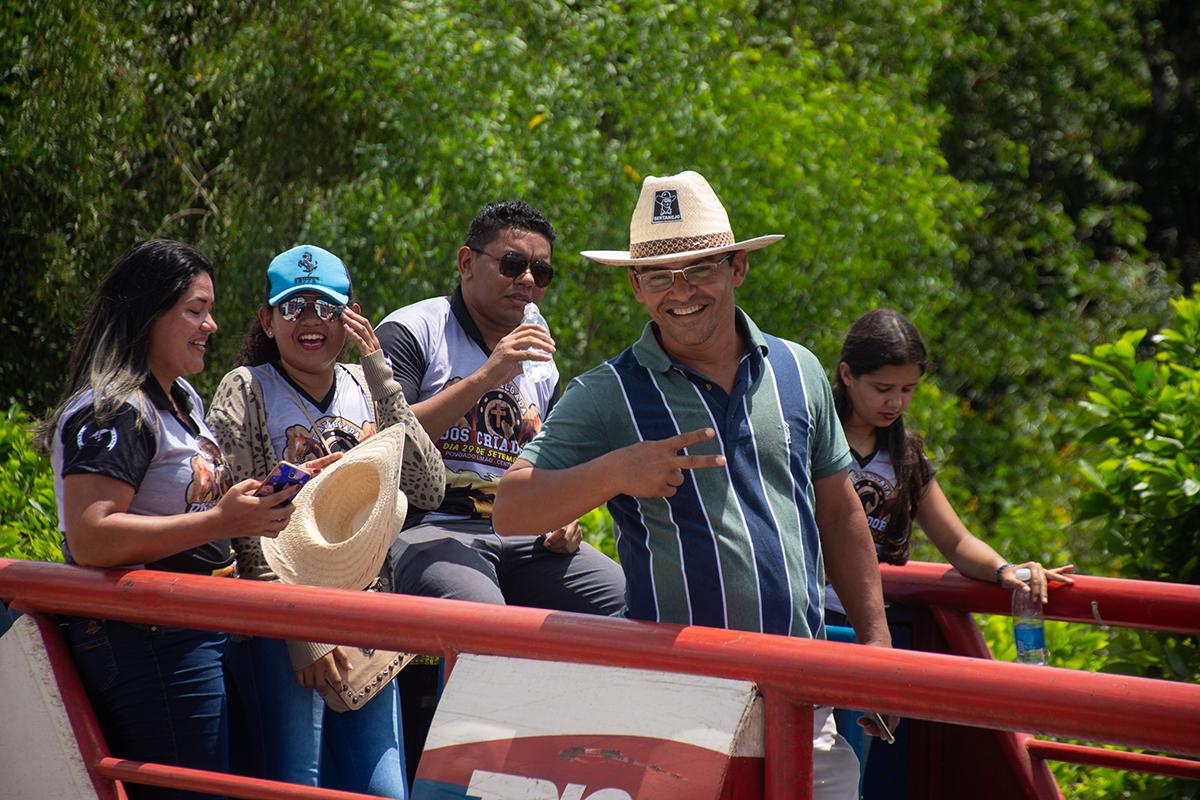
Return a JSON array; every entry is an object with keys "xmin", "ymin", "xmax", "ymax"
[{"xmin": 611, "ymin": 427, "xmax": 727, "ymax": 498}]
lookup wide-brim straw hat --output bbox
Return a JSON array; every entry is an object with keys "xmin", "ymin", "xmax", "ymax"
[
  {"xmin": 262, "ymin": 425, "xmax": 407, "ymax": 590},
  {"xmin": 581, "ymin": 170, "xmax": 783, "ymax": 266}
]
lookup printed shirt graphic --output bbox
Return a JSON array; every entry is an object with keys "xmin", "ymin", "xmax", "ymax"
[
  {"xmin": 847, "ymin": 446, "xmax": 934, "ymax": 556},
  {"xmin": 376, "ymin": 292, "xmax": 557, "ymax": 521},
  {"xmin": 519, "ymin": 309, "xmax": 849, "ymax": 638},
  {"xmin": 51, "ymin": 378, "xmax": 234, "ymax": 573},
  {"xmin": 249, "ymin": 362, "xmax": 375, "ymax": 464}
]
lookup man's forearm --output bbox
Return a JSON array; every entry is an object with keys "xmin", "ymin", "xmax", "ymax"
[
  {"xmin": 826, "ymin": 549, "xmax": 891, "ymax": 647},
  {"xmin": 493, "ymin": 458, "xmax": 618, "ymax": 536},
  {"xmin": 815, "ymin": 472, "xmax": 892, "ymax": 647},
  {"xmin": 411, "ymin": 367, "xmax": 498, "ymax": 441}
]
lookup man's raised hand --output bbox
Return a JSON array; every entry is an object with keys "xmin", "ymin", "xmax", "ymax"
[
  {"xmin": 486, "ymin": 323, "xmax": 556, "ymax": 383},
  {"xmin": 614, "ymin": 427, "xmax": 726, "ymax": 498}
]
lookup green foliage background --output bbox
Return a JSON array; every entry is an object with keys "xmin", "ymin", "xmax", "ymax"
[{"xmin": 2, "ymin": 2, "xmax": 1197, "ymax": 796}]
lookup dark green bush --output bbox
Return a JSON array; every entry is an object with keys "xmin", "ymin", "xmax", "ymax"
[{"xmin": 1061, "ymin": 295, "xmax": 1200, "ymax": 799}]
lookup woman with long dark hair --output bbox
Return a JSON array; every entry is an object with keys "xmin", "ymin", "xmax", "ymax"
[
  {"xmin": 829, "ymin": 308, "xmax": 1076, "ymax": 787},
  {"xmin": 42, "ymin": 239, "xmax": 327, "ymax": 800}
]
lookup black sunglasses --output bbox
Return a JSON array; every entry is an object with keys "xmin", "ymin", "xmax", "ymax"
[{"xmin": 470, "ymin": 247, "xmax": 554, "ymax": 288}]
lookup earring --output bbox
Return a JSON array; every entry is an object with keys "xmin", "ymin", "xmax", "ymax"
[{"xmin": 266, "ymin": 329, "xmax": 274, "ymax": 338}]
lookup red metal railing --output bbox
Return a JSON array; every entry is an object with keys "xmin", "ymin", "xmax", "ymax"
[
  {"xmin": 2, "ymin": 557, "xmax": 1198, "ymax": 799},
  {"xmin": 880, "ymin": 561, "xmax": 1198, "ymax": 633},
  {"xmin": 883, "ymin": 562, "xmax": 1200, "ymax": 789}
]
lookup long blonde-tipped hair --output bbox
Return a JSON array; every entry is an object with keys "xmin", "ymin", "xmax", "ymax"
[{"xmin": 38, "ymin": 239, "xmax": 215, "ymax": 451}]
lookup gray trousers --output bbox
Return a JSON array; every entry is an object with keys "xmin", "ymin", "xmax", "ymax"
[{"xmin": 389, "ymin": 518, "xmax": 626, "ymax": 617}]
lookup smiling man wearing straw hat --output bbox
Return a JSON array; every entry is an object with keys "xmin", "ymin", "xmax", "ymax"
[{"xmin": 493, "ymin": 171, "xmax": 894, "ymax": 799}]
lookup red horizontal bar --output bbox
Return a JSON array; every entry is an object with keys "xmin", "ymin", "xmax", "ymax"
[
  {"xmin": 3, "ymin": 559, "xmax": 1199, "ymax": 760},
  {"xmin": 1026, "ymin": 740, "xmax": 1200, "ymax": 782},
  {"xmin": 95, "ymin": 757, "xmax": 383, "ymax": 800},
  {"xmin": 881, "ymin": 561, "xmax": 1200, "ymax": 634}
]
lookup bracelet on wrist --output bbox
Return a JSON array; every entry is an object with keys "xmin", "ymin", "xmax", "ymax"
[{"xmin": 994, "ymin": 562, "xmax": 1014, "ymax": 585}]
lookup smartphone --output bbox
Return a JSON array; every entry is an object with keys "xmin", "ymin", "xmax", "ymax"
[
  {"xmin": 255, "ymin": 461, "xmax": 311, "ymax": 502},
  {"xmin": 868, "ymin": 712, "xmax": 896, "ymax": 744}
]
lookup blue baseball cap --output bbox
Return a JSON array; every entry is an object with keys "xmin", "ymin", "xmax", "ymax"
[{"xmin": 267, "ymin": 245, "xmax": 351, "ymax": 306}]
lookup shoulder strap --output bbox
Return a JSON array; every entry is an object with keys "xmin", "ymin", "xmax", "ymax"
[{"xmin": 342, "ymin": 362, "xmax": 372, "ymax": 401}]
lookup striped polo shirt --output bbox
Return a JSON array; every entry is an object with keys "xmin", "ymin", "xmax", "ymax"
[{"xmin": 519, "ymin": 309, "xmax": 850, "ymax": 638}]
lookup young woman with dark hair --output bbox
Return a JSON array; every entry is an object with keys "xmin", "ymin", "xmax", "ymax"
[
  {"xmin": 829, "ymin": 308, "xmax": 1076, "ymax": 787},
  {"xmin": 43, "ymin": 239, "xmax": 330, "ymax": 800},
  {"xmin": 832, "ymin": 307, "xmax": 1074, "ymax": 598},
  {"xmin": 207, "ymin": 245, "xmax": 444, "ymax": 798}
]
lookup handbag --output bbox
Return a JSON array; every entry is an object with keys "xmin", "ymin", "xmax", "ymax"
[
  {"xmin": 319, "ymin": 645, "xmax": 416, "ymax": 713},
  {"xmin": 318, "ymin": 579, "xmax": 417, "ymax": 713}
]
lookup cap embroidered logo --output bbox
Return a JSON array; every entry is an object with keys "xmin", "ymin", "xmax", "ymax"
[
  {"xmin": 652, "ymin": 189, "xmax": 681, "ymax": 224},
  {"xmin": 298, "ymin": 251, "xmax": 319, "ymax": 274}
]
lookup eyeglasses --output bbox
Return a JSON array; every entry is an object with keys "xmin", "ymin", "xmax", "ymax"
[
  {"xmin": 278, "ymin": 296, "xmax": 345, "ymax": 322},
  {"xmin": 633, "ymin": 254, "xmax": 733, "ymax": 293},
  {"xmin": 470, "ymin": 247, "xmax": 554, "ymax": 288}
]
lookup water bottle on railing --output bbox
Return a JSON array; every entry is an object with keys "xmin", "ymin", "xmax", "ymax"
[
  {"xmin": 521, "ymin": 302, "xmax": 555, "ymax": 383},
  {"xmin": 1012, "ymin": 566, "xmax": 1047, "ymax": 665}
]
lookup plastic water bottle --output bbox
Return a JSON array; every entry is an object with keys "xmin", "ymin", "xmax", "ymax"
[
  {"xmin": 1012, "ymin": 567, "xmax": 1047, "ymax": 665},
  {"xmin": 520, "ymin": 302, "xmax": 555, "ymax": 383}
]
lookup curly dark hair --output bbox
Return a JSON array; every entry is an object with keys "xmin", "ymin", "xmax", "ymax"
[
  {"xmin": 464, "ymin": 200, "xmax": 557, "ymax": 253},
  {"xmin": 833, "ymin": 308, "xmax": 929, "ymax": 565}
]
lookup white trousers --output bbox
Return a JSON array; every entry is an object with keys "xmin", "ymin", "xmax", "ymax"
[{"xmin": 812, "ymin": 704, "xmax": 861, "ymax": 800}]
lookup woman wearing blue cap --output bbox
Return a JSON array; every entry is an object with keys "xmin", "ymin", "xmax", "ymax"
[{"xmin": 208, "ymin": 245, "xmax": 444, "ymax": 797}]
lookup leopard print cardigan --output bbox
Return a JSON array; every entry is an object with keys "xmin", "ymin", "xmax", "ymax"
[
  {"xmin": 207, "ymin": 348, "xmax": 445, "ymax": 583},
  {"xmin": 207, "ymin": 349, "xmax": 445, "ymax": 670}
]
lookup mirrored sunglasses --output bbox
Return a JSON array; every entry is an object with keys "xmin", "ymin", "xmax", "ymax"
[
  {"xmin": 471, "ymin": 247, "xmax": 554, "ymax": 288},
  {"xmin": 278, "ymin": 296, "xmax": 344, "ymax": 322}
]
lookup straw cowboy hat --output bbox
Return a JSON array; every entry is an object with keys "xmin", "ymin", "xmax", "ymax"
[
  {"xmin": 581, "ymin": 170, "xmax": 783, "ymax": 266},
  {"xmin": 262, "ymin": 425, "xmax": 407, "ymax": 590}
]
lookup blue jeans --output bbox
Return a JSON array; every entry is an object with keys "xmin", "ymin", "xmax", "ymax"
[
  {"xmin": 225, "ymin": 635, "xmax": 408, "ymax": 798},
  {"xmin": 62, "ymin": 617, "xmax": 229, "ymax": 800}
]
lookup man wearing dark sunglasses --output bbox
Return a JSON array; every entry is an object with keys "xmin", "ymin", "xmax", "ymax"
[{"xmin": 375, "ymin": 200, "xmax": 625, "ymax": 622}]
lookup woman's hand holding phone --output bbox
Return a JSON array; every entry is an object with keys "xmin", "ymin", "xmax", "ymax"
[
  {"xmin": 253, "ymin": 453, "xmax": 344, "ymax": 500},
  {"xmin": 211, "ymin": 454, "xmax": 343, "ymax": 539},
  {"xmin": 213, "ymin": 478, "xmax": 302, "ymax": 538}
]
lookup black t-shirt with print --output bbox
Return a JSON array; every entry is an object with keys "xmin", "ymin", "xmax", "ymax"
[{"xmin": 55, "ymin": 379, "xmax": 234, "ymax": 574}]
